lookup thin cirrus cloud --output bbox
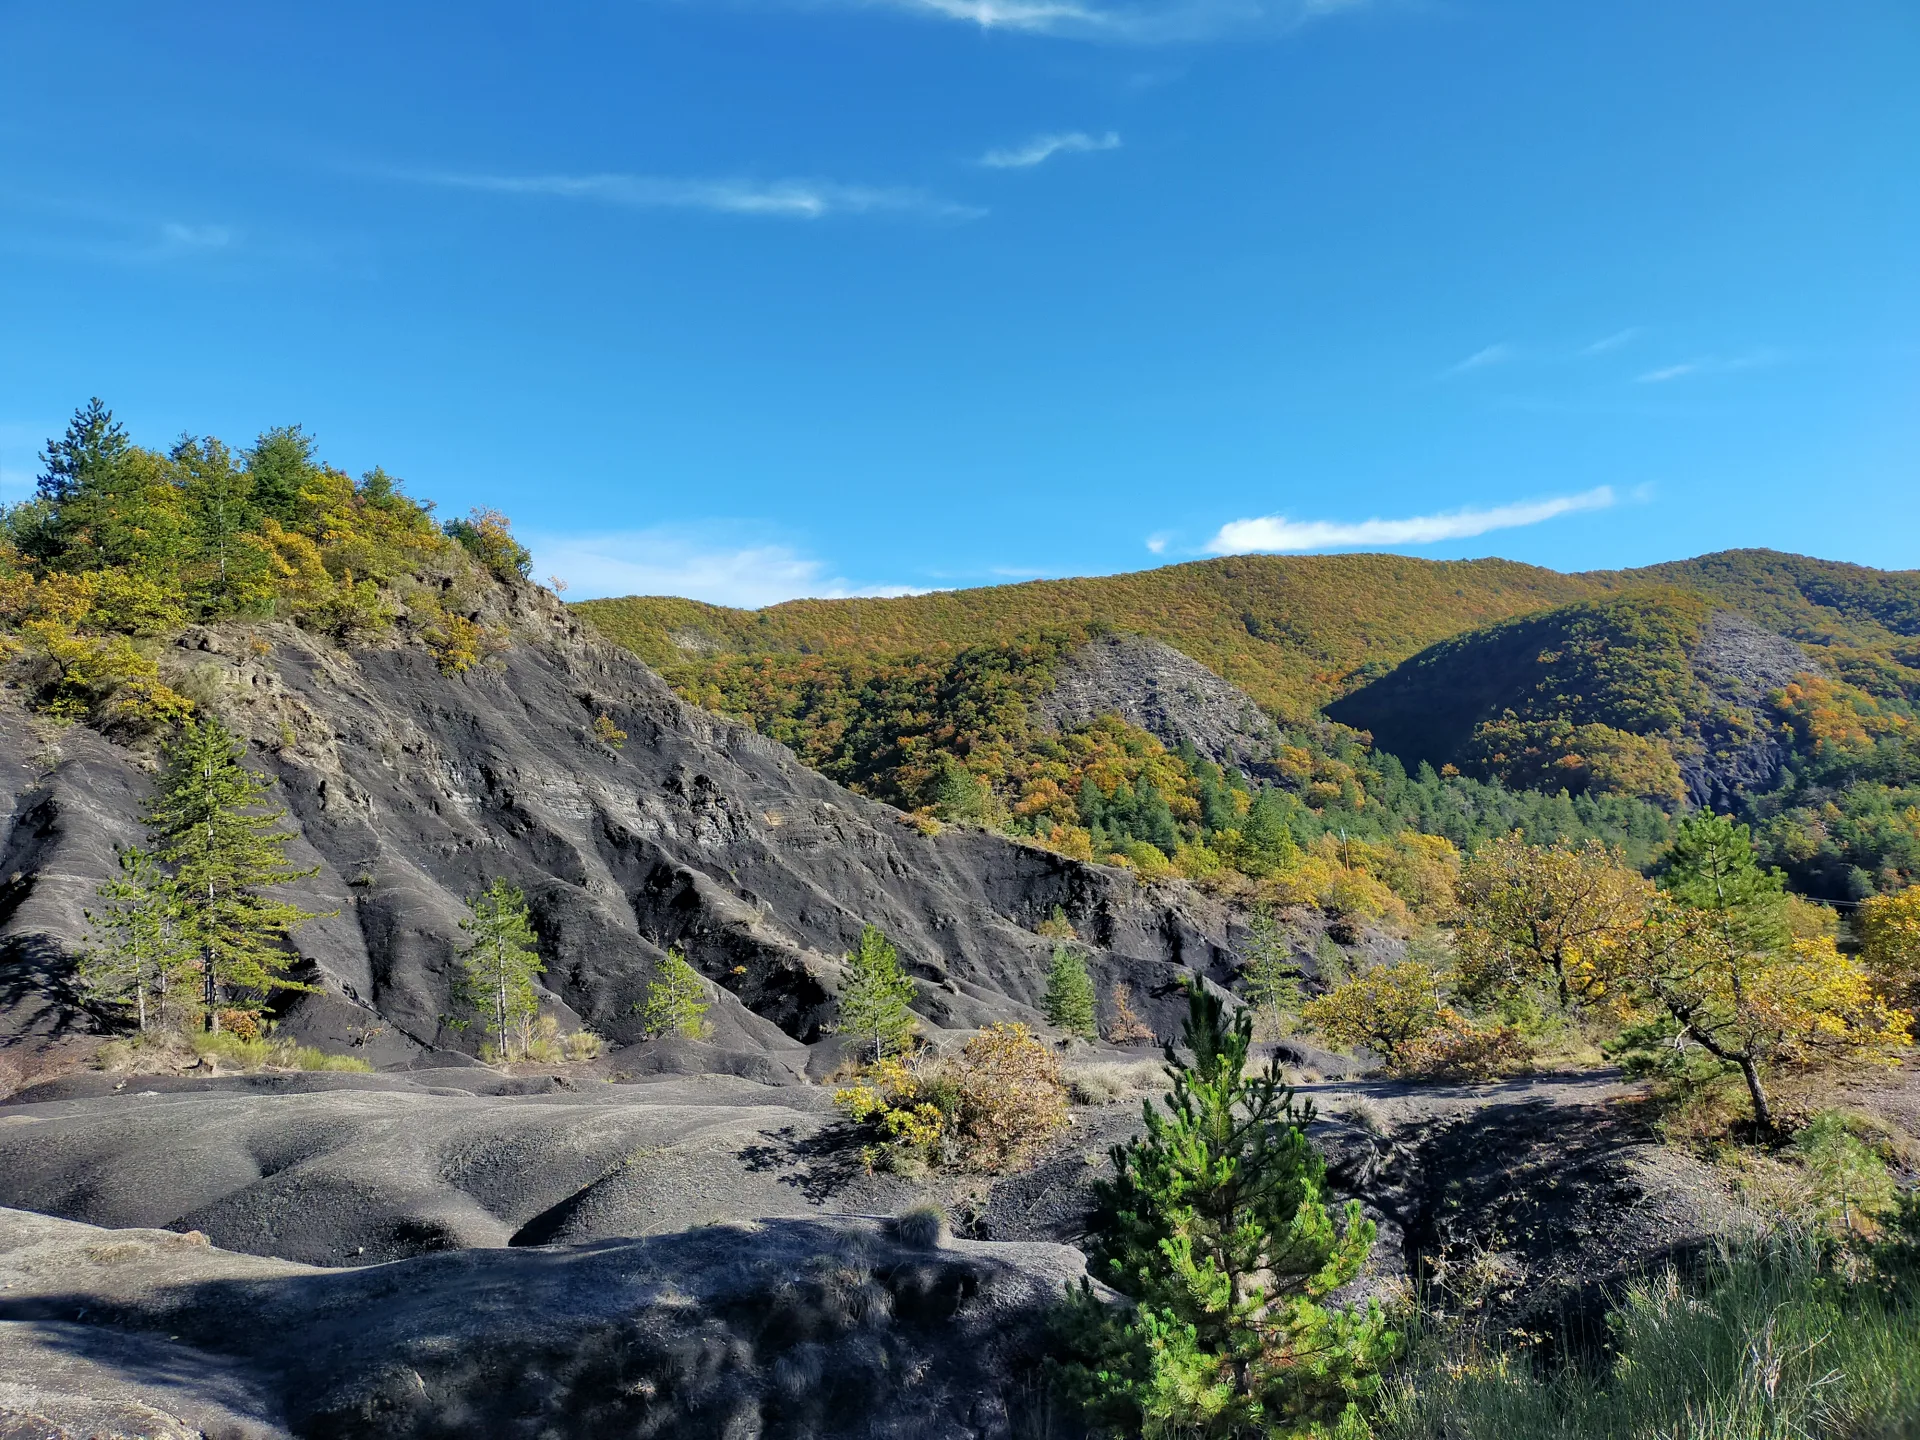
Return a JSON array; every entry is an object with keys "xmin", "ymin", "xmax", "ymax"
[
  {"xmin": 526, "ymin": 528, "xmax": 929, "ymax": 608},
  {"xmin": 406, "ymin": 170, "xmax": 983, "ymax": 222},
  {"xmin": 860, "ymin": 0, "xmax": 1364, "ymax": 42},
  {"xmin": 1636, "ymin": 349, "xmax": 1783, "ymax": 384},
  {"xmin": 979, "ymin": 131, "xmax": 1121, "ymax": 168},
  {"xmin": 1438, "ymin": 343, "xmax": 1513, "ymax": 378},
  {"xmin": 1200, "ymin": 486, "xmax": 1617, "ymax": 555}
]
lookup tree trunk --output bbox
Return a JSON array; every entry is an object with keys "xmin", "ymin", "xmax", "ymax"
[{"xmin": 1739, "ymin": 1056, "xmax": 1774, "ymax": 1134}]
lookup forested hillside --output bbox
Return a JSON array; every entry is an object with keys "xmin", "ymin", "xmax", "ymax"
[
  {"xmin": 576, "ymin": 549, "xmax": 1920, "ymax": 903},
  {"xmin": 577, "ymin": 553, "xmax": 1606, "ymax": 720}
]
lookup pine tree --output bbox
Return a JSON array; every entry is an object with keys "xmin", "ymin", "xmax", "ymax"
[
  {"xmin": 37, "ymin": 397, "xmax": 130, "ymax": 504},
  {"xmin": 1066, "ymin": 980, "xmax": 1394, "ymax": 1439},
  {"xmin": 1045, "ymin": 944, "xmax": 1097, "ymax": 1040},
  {"xmin": 1238, "ymin": 904, "xmax": 1301, "ymax": 1040},
  {"xmin": 640, "ymin": 946, "xmax": 711, "ymax": 1040},
  {"xmin": 145, "ymin": 718, "xmax": 320, "ymax": 1031},
  {"xmin": 79, "ymin": 847, "xmax": 195, "ymax": 1033},
  {"xmin": 455, "ymin": 879, "xmax": 546, "ymax": 1059},
  {"xmin": 839, "ymin": 923, "xmax": 917, "ymax": 1062}
]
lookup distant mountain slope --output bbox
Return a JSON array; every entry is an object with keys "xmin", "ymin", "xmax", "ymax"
[
  {"xmin": 1619, "ymin": 550, "xmax": 1920, "ymax": 648},
  {"xmin": 1324, "ymin": 591, "xmax": 1811, "ymax": 809},
  {"xmin": 576, "ymin": 554, "xmax": 1607, "ymax": 720}
]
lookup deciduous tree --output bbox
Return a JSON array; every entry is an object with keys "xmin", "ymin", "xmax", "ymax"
[
  {"xmin": 1454, "ymin": 833, "xmax": 1650, "ymax": 1009},
  {"xmin": 1622, "ymin": 815, "xmax": 1913, "ymax": 1131}
]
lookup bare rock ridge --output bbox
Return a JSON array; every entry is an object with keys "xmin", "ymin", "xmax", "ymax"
[
  {"xmin": 1, "ymin": 577, "xmax": 1239, "ymax": 1068},
  {"xmin": 0, "ymin": 1204, "xmax": 1091, "ymax": 1440},
  {"xmin": 1681, "ymin": 609, "xmax": 1815, "ymax": 811},
  {"xmin": 1035, "ymin": 631, "xmax": 1282, "ymax": 774}
]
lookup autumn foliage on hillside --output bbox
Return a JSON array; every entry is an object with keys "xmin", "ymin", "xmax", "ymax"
[{"xmin": 1, "ymin": 401, "xmax": 530, "ymax": 734}]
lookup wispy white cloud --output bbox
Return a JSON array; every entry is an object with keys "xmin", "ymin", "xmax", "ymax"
[
  {"xmin": 860, "ymin": 0, "xmax": 1364, "ymax": 42},
  {"xmin": 160, "ymin": 222, "xmax": 233, "ymax": 250},
  {"xmin": 408, "ymin": 170, "xmax": 983, "ymax": 222},
  {"xmin": 1202, "ymin": 486, "xmax": 1616, "ymax": 554},
  {"xmin": 1582, "ymin": 328, "xmax": 1638, "ymax": 355},
  {"xmin": 979, "ymin": 131, "xmax": 1121, "ymax": 168},
  {"xmin": 1439, "ymin": 343, "xmax": 1512, "ymax": 378},
  {"xmin": 1144, "ymin": 532, "xmax": 1173, "ymax": 555},
  {"xmin": 1635, "ymin": 349, "xmax": 1783, "ymax": 384},
  {"xmin": 526, "ymin": 527, "xmax": 930, "ymax": 607}
]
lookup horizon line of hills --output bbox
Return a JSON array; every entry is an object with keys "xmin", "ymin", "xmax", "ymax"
[
  {"xmin": 576, "ymin": 546, "xmax": 1920, "ymax": 907},
  {"xmin": 2, "ymin": 400, "xmax": 1913, "ymax": 914}
]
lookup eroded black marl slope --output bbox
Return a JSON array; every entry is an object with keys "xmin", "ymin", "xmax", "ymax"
[{"xmin": 1, "ymin": 577, "xmax": 1237, "ymax": 1066}]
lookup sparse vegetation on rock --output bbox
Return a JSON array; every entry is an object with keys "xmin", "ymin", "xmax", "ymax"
[{"xmin": 638, "ymin": 946, "xmax": 711, "ymax": 1041}]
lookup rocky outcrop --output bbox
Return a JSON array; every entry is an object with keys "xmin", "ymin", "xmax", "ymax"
[
  {"xmin": 1679, "ymin": 610, "xmax": 1814, "ymax": 811},
  {"xmin": 1035, "ymin": 632, "xmax": 1280, "ymax": 774},
  {"xmin": 1, "ymin": 578, "xmax": 1241, "ymax": 1068},
  {"xmin": 0, "ymin": 1205, "xmax": 1094, "ymax": 1440}
]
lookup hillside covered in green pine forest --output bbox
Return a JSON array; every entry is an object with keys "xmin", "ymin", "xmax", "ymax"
[{"xmin": 577, "ymin": 550, "xmax": 1920, "ymax": 903}]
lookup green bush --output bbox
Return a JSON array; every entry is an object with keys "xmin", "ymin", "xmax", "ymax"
[{"xmin": 1379, "ymin": 1233, "xmax": 1920, "ymax": 1440}]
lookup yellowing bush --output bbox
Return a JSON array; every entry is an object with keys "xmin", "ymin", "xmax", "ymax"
[{"xmin": 834, "ymin": 1022, "xmax": 1069, "ymax": 1173}]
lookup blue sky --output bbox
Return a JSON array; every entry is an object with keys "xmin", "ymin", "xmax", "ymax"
[{"xmin": 2, "ymin": 0, "xmax": 1914, "ymax": 605}]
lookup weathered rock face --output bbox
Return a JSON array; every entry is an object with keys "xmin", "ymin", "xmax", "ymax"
[
  {"xmin": 1035, "ymin": 632, "xmax": 1280, "ymax": 775},
  {"xmin": 0, "ymin": 1205, "xmax": 1093, "ymax": 1440},
  {"xmin": 1, "ymin": 578, "xmax": 1240, "ymax": 1067},
  {"xmin": 1679, "ymin": 610, "xmax": 1812, "ymax": 811}
]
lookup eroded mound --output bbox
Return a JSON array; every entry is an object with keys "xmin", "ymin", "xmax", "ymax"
[{"xmin": 0, "ymin": 1206, "xmax": 1089, "ymax": 1440}]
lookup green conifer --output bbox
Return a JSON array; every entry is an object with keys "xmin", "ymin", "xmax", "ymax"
[
  {"xmin": 145, "ymin": 718, "xmax": 320, "ymax": 1030},
  {"xmin": 1044, "ymin": 944, "xmax": 1097, "ymax": 1041},
  {"xmin": 640, "ymin": 946, "xmax": 711, "ymax": 1041},
  {"xmin": 1064, "ymin": 980, "xmax": 1394, "ymax": 1438},
  {"xmin": 838, "ymin": 924, "xmax": 917, "ymax": 1062},
  {"xmin": 79, "ymin": 847, "xmax": 195, "ymax": 1033},
  {"xmin": 455, "ymin": 879, "xmax": 547, "ymax": 1059},
  {"xmin": 1239, "ymin": 904, "xmax": 1302, "ymax": 1039}
]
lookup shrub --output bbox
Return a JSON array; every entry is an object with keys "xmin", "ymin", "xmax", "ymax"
[
  {"xmin": 1395, "ymin": 1015, "xmax": 1535, "ymax": 1081},
  {"xmin": 954, "ymin": 1022, "xmax": 1070, "ymax": 1168},
  {"xmin": 1104, "ymin": 981, "xmax": 1155, "ymax": 1045},
  {"xmin": 563, "ymin": 1029, "xmax": 605, "ymax": 1062},
  {"xmin": 835, "ymin": 1022, "xmax": 1069, "ymax": 1173},
  {"xmin": 591, "ymin": 712, "xmax": 627, "ymax": 749},
  {"xmin": 1302, "ymin": 960, "xmax": 1449, "ymax": 1068}
]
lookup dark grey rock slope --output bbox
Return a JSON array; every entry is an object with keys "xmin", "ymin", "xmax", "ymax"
[
  {"xmin": 0, "ymin": 1205, "xmax": 1091, "ymax": 1440},
  {"xmin": 1035, "ymin": 632, "xmax": 1281, "ymax": 775},
  {"xmin": 2, "ymin": 579, "xmax": 1239, "ymax": 1069}
]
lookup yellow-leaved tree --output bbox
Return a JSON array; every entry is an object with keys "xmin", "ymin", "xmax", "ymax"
[
  {"xmin": 1620, "ymin": 815, "xmax": 1912, "ymax": 1132},
  {"xmin": 1858, "ymin": 888, "xmax": 1920, "ymax": 1011},
  {"xmin": 1453, "ymin": 833, "xmax": 1650, "ymax": 1010}
]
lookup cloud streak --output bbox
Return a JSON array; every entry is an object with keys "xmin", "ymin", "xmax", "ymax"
[
  {"xmin": 862, "ymin": 0, "xmax": 1364, "ymax": 42},
  {"xmin": 410, "ymin": 170, "xmax": 982, "ymax": 222},
  {"xmin": 1635, "ymin": 349, "xmax": 1782, "ymax": 384},
  {"xmin": 526, "ymin": 528, "xmax": 929, "ymax": 607},
  {"xmin": 1202, "ymin": 486, "xmax": 1616, "ymax": 554},
  {"xmin": 979, "ymin": 131, "xmax": 1121, "ymax": 168},
  {"xmin": 1439, "ymin": 343, "xmax": 1512, "ymax": 378}
]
